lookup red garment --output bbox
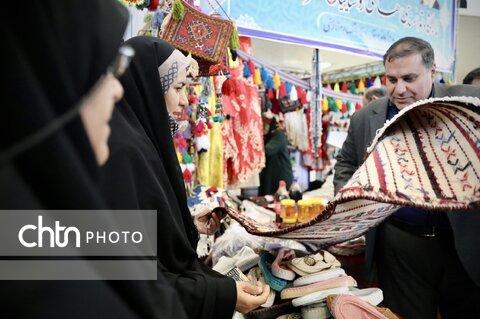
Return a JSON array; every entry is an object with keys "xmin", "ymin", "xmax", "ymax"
[{"xmin": 222, "ymin": 66, "xmax": 265, "ymax": 186}]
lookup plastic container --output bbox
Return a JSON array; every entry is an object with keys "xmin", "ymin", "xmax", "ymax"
[
  {"xmin": 297, "ymin": 199, "xmax": 311, "ymax": 222},
  {"xmin": 280, "ymin": 199, "xmax": 296, "ymax": 224}
]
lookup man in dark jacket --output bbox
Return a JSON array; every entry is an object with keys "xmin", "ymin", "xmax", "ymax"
[{"xmin": 334, "ymin": 36, "xmax": 480, "ymax": 319}]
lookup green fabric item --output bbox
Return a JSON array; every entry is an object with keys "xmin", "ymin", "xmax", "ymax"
[{"xmin": 172, "ymin": 0, "xmax": 185, "ymax": 21}]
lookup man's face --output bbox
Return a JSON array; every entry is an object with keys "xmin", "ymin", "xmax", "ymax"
[{"xmin": 385, "ymin": 53, "xmax": 435, "ymax": 109}]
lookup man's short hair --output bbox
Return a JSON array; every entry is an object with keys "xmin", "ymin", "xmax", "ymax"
[
  {"xmin": 364, "ymin": 87, "xmax": 386, "ymax": 103},
  {"xmin": 383, "ymin": 37, "xmax": 435, "ymax": 69},
  {"xmin": 462, "ymin": 67, "xmax": 480, "ymax": 84}
]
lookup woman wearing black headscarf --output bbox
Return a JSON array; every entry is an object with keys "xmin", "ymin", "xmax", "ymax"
[
  {"xmin": 100, "ymin": 36, "xmax": 269, "ymax": 318},
  {"xmin": 0, "ymin": 2, "xmax": 186, "ymax": 318}
]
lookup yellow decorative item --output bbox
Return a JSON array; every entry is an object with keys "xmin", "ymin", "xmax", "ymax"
[
  {"xmin": 273, "ymin": 73, "xmax": 281, "ymax": 89},
  {"xmin": 254, "ymin": 69, "xmax": 262, "ymax": 85},
  {"xmin": 197, "ymin": 78, "xmax": 224, "ymax": 188},
  {"xmin": 333, "ymin": 82, "xmax": 340, "ymax": 92},
  {"xmin": 177, "ymin": 152, "xmax": 183, "ymax": 163},
  {"xmin": 335, "ymin": 99, "xmax": 342, "ymax": 111},
  {"xmin": 322, "ymin": 96, "xmax": 329, "ymax": 112},
  {"xmin": 358, "ymin": 79, "xmax": 365, "ymax": 93}
]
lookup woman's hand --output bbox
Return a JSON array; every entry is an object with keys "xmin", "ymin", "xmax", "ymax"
[
  {"xmin": 234, "ymin": 281, "xmax": 270, "ymax": 313},
  {"xmin": 193, "ymin": 206, "xmax": 224, "ymax": 235}
]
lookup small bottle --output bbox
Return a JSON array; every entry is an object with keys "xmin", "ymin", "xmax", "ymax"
[
  {"xmin": 280, "ymin": 199, "xmax": 296, "ymax": 224},
  {"xmin": 297, "ymin": 199, "xmax": 311, "ymax": 223},
  {"xmin": 274, "ymin": 180, "xmax": 289, "ymax": 222},
  {"xmin": 288, "ymin": 179, "xmax": 302, "ymax": 202}
]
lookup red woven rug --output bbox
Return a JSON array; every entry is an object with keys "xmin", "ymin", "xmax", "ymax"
[
  {"xmin": 227, "ymin": 97, "xmax": 480, "ymax": 246},
  {"xmin": 162, "ymin": 0, "xmax": 232, "ymax": 64}
]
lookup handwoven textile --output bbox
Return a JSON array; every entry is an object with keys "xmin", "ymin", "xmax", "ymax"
[
  {"xmin": 162, "ymin": 0, "xmax": 233, "ymax": 64},
  {"xmin": 227, "ymin": 97, "xmax": 480, "ymax": 246}
]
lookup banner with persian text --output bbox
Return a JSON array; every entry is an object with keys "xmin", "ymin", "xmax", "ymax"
[{"xmin": 202, "ymin": 0, "xmax": 456, "ymax": 72}]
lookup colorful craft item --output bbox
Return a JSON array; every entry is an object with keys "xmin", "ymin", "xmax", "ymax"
[
  {"xmin": 162, "ymin": 0, "xmax": 233, "ymax": 64},
  {"xmin": 333, "ymin": 82, "xmax": 340, "ymax": 92},
  {"xmin": 357, "ymin": 79, "xmax": 365, "ymax": 93}
]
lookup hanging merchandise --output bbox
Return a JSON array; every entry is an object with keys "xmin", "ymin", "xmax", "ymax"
[
  {"xmin": 243, "ymin": 61, "xmax": 251, "ymax": 78},
  {"xmin": 279, "ymin": 96, "xmax": 301, "ymax": 113},
  {"xmin": 348, "ymin": 81, "xmax": 357, "ymax": 94},
  {"xmin": 373, "ymin": 76, "xmax": 381, "ymax": 88},
  {"xmin": 333, "ymin": 82, "xmax": 340, "ymax": 92},
  {"xmin": 162, "ymin": 0, "xmax": 233, "ymax": 63},
  {"xmin": 221, "ymin": 61, "xmax": 265, "ymax": 187},
  {"xmin": 289, "ymin": 85, "xmax": 298, "ymax": 101},
  {"xmin": 284, "ymin": 111, "xmax": 309, "ymax": 151},
  {"xmin": 273, "ymin": 73, "xmax": 281, "ymax": 89},
  {"xmin": 253, "ymin": 68, "xmax": 261, "ymax": 85},
  {"xmin": 278, "ymin": 82, "xmax": 287, "ymax": 97},
  {"xmin": 196, "ymin": 77, "xmax": 226, "ymax": 188},
  {"xmin": 357, "ymin": 79, "xmax": 365, "ymax": 93},
  {"xmin": 366, "ymin": 78, "xmax": 373, "ymax": 88}
]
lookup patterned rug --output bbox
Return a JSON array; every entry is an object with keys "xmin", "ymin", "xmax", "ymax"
[
  {"xmin": 162, "ymin": 0, "xmax": 233, "ymax": 64},
  {"xmin": 226, "ymin": 96, "xmax": 480, "ymax": 246}
]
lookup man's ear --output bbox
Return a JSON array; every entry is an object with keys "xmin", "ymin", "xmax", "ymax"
[{"xmin": 430, "ymin": 63, "xmax": 436, "ymax": 80}]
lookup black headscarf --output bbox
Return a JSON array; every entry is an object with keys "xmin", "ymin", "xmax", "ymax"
[
  {"xmin": 101, "ymin": 36, "xmax": 237, "ymax": 319},
  {"xmin": 0, "ymin": 2, "xmax": 186, "ymax": 318}
]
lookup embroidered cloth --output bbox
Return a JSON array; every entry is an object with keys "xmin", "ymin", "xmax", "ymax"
[{"xmin": 162, "ymin": 0, "xmax": 233, "ymax": 64}]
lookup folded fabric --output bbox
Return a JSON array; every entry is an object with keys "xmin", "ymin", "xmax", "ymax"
[
  {"xmin": 326, "ymin": 294, "xmax": 399, "ymax": 319},
  {"xmin": 281, "ymin": 275, "xmax": 356, "ymax": 299},
  {"xmin": 247, "ymin": 267, "xmax": 276, "ymax": 308},
  {"xmin": 288, "ymin": 251, "xmax": 341, "ymax": 276},
  {"xmin": 271, "ymin": 248, "xmax": 296, "ymax": 280},
  {"xmin": 292, "ymin": 286, "xmax": 349, "ymax": 307},
  {"xmin": 293, "ymin": 268, "xmax": 346, "ymax": 287},
  {"xmin": 301, "ymin": 302, "xmax": 331, "ymax": 319},
  {"xmin": 258, "ymin": 252, "xmax": 289, "ymax": 292},
  {"xmin": 349, "ymin": 287, "xmax": 383, "ymax": 306},
  {"xmin": 213, "ymin": 246, "xmax": 259, "ymax": 274}
]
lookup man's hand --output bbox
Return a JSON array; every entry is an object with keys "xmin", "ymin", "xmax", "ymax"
[{"xmin": 234, "ymin": 281, "xmax": 270, "ymax": 314}]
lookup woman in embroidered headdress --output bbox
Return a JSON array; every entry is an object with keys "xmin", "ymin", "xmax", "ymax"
[{"xmin": 100, "ymin": 36, "xmax": 269, "ymax": 319}]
